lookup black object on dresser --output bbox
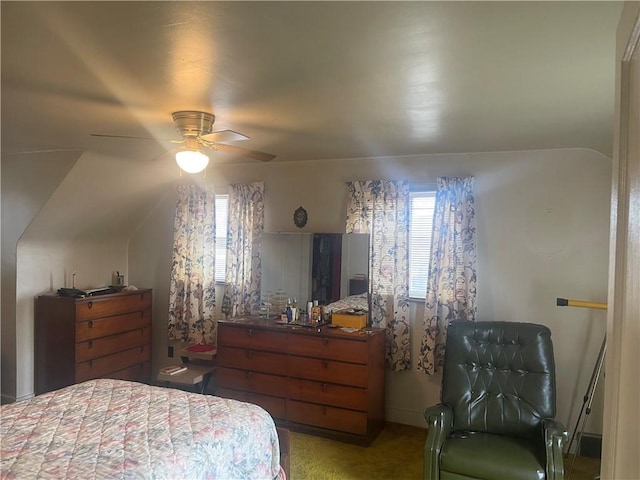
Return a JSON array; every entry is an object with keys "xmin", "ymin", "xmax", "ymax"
[{"xmin": 35, "ymin": 289, "xmax": 153, "ymax": 395}]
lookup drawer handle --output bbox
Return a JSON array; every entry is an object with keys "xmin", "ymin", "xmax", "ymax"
[
  {"xmin": 88, "ymin": 340, "xmax": 93, "ymax": 349},
  {"xmin": 89, "ymin": 360, "xmax": 93, "ymax": 368},
  {"xmin": 246, "ymin": 371, "xmax": 253, "ymax": 378},
  {"xmin": 321, "ymin": 383, "xmax": 328, "ymax": 392},
  {"xmin": 322, "ymin": 407, "xmax": 327, "ymax": 416},
  {"xmin": 248, "ymin": 329, "xmax": 253, "ymax": 337},
  {"xmin": 322, "ymin": 338, "xmax": 329, "ymax": 346},
  {"xmin": 246, "ymin": 350, "xmax": 253, "ymax": 359},
  {"xmin": 322, "ymin": 360, "xmax": 328, "ymax": 369},
  {"xmin": 88, "ymin": 320, "xmax": 93, "ymax": 329}
]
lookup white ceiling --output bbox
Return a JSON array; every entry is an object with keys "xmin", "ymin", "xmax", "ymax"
[{"xmin": 1, "ymin": 1, "xmax": 622, "ymax": 167}]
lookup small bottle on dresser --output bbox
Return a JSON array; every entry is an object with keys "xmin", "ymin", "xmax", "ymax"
[
  {"xmin": 292, "ymin": 297, "xmax": 299, "ymax": 321},
  {"xmin": 311, "ymin": 300, "xmax": 320, "ymax": 324},
  {"xmin": 286, "ymin": 298, "xmax": 293, "ymax": 323},
  {"xmin": 307, "ymin": 301, "xmax": 313, "ymax": 324}
]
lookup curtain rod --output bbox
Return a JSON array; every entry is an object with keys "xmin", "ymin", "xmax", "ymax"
[{"xmin": 343, "ymin": 180, "xmax": 437, "ymax": 190}]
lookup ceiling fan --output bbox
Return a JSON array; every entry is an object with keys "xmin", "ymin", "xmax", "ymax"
[{"xmin": 91, "ymin": 110, "xmax": 276, "ymax": 173}]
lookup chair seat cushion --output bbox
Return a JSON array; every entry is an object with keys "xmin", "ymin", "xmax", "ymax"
[{"xmin": 440, "ymin": 432, "xmax": 545, "ymax": 480}]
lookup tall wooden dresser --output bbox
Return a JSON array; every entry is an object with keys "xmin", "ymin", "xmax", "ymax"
[
  {"xmin": 35, "ymin": 289, "xmax": 152, "ymax": 395},
  {"xmin": 216, "ymin": 318, "xmax": 386, "ymax": 445}
]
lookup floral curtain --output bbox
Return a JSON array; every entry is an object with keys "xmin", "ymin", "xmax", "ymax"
[
  {"xmin": 346, "ymin": 180, "xmax": 411, "ymax": 372},
  {"xmin": 418, "ymin": 177, "xmax": 477, "ymax": 375},
  {"xmin": 167, "ymin": 184, "xmax": 217, "ymax": 345},
  {"xmin": 221, "ymin": 182, "xmax": 264, "ymax": 317}
]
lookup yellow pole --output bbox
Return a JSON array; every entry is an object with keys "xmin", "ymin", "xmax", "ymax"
[{"xmin": 556, "ymin": 297, "xmax": 607, "ymax": 310}]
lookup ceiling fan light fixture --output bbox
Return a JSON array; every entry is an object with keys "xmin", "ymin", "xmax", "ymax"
[{"xmin": 176, "ymin": 149, "xmax": 209, "ymax": 173}]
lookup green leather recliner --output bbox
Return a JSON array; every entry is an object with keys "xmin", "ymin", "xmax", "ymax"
[{"xmin": 424, "ymin": 321, "xmax": 568, "ymax": 480}]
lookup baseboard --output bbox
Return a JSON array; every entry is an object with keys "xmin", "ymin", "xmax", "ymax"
[
  {"xmin": 0, "ymin": 391, "xmax": 33, "ymax": 404},
  {"xmin": 385, "ymin": 406, "xmax": 426, "ymax": 428},
  {"xmin": 579, "ymin": 433, "xmax": 602, "ymax": 459},
  {"xmin": 1, "ymin": 393, "xmax": 16, "ymax": 405},
  {"xmin": 17, "ymin": 392, "xmax": 34, "ymax": 402}
]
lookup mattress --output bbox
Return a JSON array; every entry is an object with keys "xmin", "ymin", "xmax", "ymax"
[{"xmin": 1, "ymin": 379, "xmax": 285, "ymax": 480}]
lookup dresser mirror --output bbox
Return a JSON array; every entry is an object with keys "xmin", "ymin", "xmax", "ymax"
[{"xmin": 261, "ymin": 233, "xmax": 369, "ymax": 311}]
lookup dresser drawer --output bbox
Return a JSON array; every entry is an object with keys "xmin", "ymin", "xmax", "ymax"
[
  {"xmin": 217, "ymin": 346, "xmax": 288, "ymax": 375},
  {"xmin": 216, "ymin": 366, "xmax": 287, "ymax": 397},
  {"xmin": 286, "ymin": 399, "xmax": 368, "ymax": 435},
  {"xmin": 76, "ymin": 310, "xmax": 151, "ymax": 342},
  {"xmin": 76, "ymin": 327, "xmax": 151, "ymax": 363},
  {"xmin": 288, "ymin": 357, "xmax": 368, "ymax": 387},
  {"xmin": 288, "ymin": 334, "xmax": 368, "ymax": 363},
  {"xmin": 217, "ymin": 387, "xmax": 286, "ymax": 420},
  {"xmin": 287, "ymin": 378, "xmax": 367, "ymax": 411},
  {"xmin": 218, "ymin": 324, "xmax": 287, "ymax": 352},
  {"xmin": 75, "ymin": 344, "xmax": 151, "ymax": 382},
  {"xmin": 75, "ymin": 291, "xmax": 152, "ymax": 321}
]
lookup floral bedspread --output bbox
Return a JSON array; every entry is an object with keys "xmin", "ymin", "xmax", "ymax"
[
  {"xmin": 1, "ymin": 379, "xmax": 284, "ymax": 480},
  {"xmin": 325, "ymin": 293, "xmax": 369, "ymax": 313}
]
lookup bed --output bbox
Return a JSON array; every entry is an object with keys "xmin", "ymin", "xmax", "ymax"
[
  {"xmin": 1, "ymin": 379, "xmax": 287, "ymax": 480},
  {"xmin": 324, "ymin": 292, "xmax": 369, "ymax": 313}
]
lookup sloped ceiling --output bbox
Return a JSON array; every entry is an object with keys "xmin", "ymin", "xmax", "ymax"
[{"xmin": 0, "ymin": 1, "xmax": 622, "ymax": 240}]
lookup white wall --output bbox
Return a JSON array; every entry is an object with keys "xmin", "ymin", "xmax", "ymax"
[
  {"xmin": 1, "ymin": 152, "xmax": 79, "ymax": 402},
  {"xmin": 127, "ymin": 190, "xmax": 177, "ymax": 375},
  {"xmin": 129, "ymin": 147, "xmax": 611, "ymax": 437},
  {"xmin": 15, "ymin": 239, "xmax": 128, "ymax": 400},
  {"xmin": 2, "ymin": 151, "xmax": 173, "ymax": 402}
]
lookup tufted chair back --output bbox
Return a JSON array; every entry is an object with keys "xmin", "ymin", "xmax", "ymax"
[{"xmin": 441, "ymin": 321, "xmax": 556, "ymax": 438}]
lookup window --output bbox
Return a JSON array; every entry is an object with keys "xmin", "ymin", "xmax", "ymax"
[
  {"xmin": 215, "ymin": 195, "xmax": 228, "ymax": 283},
  {"xmin": 408, "ymin": 190, "xmax": 436, "ymax": 299}
]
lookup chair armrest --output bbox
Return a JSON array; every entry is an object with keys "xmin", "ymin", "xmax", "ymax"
[
  {"xmin": 423, "ymin": 404, "xmax": 453, "ymax": 480},
  {"xmin": 542, "ymin": 418, "xmax": 568, "ymax": 480}
]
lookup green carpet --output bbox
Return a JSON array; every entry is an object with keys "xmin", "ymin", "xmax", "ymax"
[
  {"xmin": 289, "ymin": 423, "xmax": 601, "ymax": 480},
  {"xmin": 290, "ymin": 423, "xmax": 424, "ymax": 480}
]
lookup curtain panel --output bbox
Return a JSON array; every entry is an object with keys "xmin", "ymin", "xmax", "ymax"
[
  {"xmin": 167, "ymin": 184, "xmax": 217, "ymax": 345},
  {"xmin": 346, "ymin": 180, "xmax": 411, "ymax": 372},
  {"xmin": 221, "ymin": 182, "xmax": 265, "ymax": 317},
  {"xmin": 418, "ymin": 176, "xmax": 477, "ymax": 375}
]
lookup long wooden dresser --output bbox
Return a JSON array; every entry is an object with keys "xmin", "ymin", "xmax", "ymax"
[
  {"xmin": 35, "ymin": 289, "xmax": 152, "ymax": 395},
  {"xmin": 216, "ymin": 317, "xmax": 386, "ymax": 445}
]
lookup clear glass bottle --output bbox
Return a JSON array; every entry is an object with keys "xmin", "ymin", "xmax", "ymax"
[
  {"xmin": 292, "ymin": 297, "xmax": 299, "ymax": 321},
  {"xmin": 306, "ymin": 301, "xmax": 313, "ymax": 321}
]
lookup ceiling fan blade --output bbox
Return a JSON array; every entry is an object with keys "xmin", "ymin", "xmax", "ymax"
[
  {"xmin": 200, "ymin": 130, "xmax": 249, "ymax": 143},
  {"xmin": 90, "ymin": 133, "xmax": 155, "ymax": 140},
  {"xmin": 90, "ymin": 133, "xmax": 182, "ymax": 143},
  {"xmin": 6, "ymin": 148, "xmax": 83, "ymax": 155},
  {"xmin": 150, "ymin": 148, "xmax": 177, "ymax": 163},
  {"xmin": 210, "ymin": 143, "xmax": 276, "ymax": 162}
]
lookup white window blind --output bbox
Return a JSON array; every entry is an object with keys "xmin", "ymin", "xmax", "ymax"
[
  {"xmin": 215, "ymin": 195, "xmax": 228, "ymax": 283},
  {"xmin": 409, "ymin": 190, "xmax": 436, "ymax": 299}
]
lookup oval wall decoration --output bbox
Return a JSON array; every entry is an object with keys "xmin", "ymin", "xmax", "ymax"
[{"xmin": 293, "ymin": 206, "xmax": 308, "ymax": 228}]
